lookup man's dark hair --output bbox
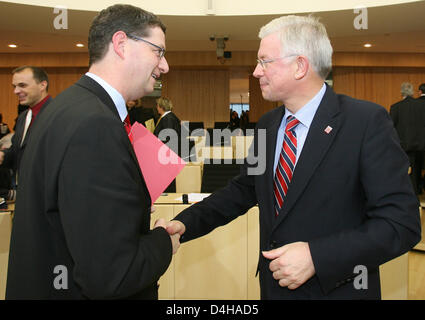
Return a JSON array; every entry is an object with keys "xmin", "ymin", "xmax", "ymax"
[
  {"xmin": 88, "ymin": 4, "xmax": 166, "ymax": 67},
  {"xmin": 12, "ymin": 66, "xmax": 49, "ymax": 92},
  {"xmin": 419, "ymin": 83, "xmax": 425, "ymax": 94}
]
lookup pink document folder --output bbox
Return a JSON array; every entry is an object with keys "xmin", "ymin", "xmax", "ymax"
[{"xmin": 131, "ymin": 122, "xmax": 186, "ymax": 203}]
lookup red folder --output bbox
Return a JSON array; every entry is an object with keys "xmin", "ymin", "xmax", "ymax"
[{"xmin": 131, "ymin": 122, "xmax": 186, "ymax": 203}]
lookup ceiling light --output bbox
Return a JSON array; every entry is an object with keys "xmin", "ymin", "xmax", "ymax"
[
  {"xmin": 363, "ymin": 43, "xmax": 372, "ymax": 48},
  {"xmin": 8, "ymin": 44, "xmax": 17, "ymax": 48},
  {"xmin": 76, "ymin": 43, "xmax": 84, "ymax": 47}
]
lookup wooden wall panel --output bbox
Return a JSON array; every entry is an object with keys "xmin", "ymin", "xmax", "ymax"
[
  {"xmin": 161, "ymin": 69, "xmax": 229, "ymax": 128},
  {"xmin": 0, "ymin": 53, "xmax": 89, "ymax": 68},
  {"xmin": 248, "ymin": 74, "xmax": 279, "ymax": 122},
  {"xmin": 333, "ymin": 67, "xmax": 425, "ymax": 111},
  {"xmin": 2, "ymin": 52, "xmax": 425, "ymax": 133}
]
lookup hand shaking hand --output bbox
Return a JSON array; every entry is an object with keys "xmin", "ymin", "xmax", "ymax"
[
  {"xmin": 262, "ymin": 241, "xmax": 315, "ymax": 290},
  {"xmin": 166, "ymin": 220, "xmax": 186, "ymax": 237},
  {"xmin": 154, "ymin": 218, "xmax": 181, "ymax": 254}
]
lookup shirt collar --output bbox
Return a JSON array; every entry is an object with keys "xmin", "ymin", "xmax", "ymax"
[
  {"xmin": 160, "ymin": 111, "xmax": 171, "ymax": 119},
  {"xmin": 30, "ymin": 95, "xmax": 50, "ymax": 118},
  {"xmin": 285, "ymin": 83, "xmax": 327, "ymax": 129},
  {"xmin": 85, "ymin": 72, "xmax": 127, "ymax": 122}
]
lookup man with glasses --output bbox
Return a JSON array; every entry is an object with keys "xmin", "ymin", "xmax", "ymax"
[
  {"xmin": 167, "ymin": 15, "xmax": 421, "ymax": 299},
  {"xmin": 7, "ymin": 4, "xmax": 179, "ymax": 299}
]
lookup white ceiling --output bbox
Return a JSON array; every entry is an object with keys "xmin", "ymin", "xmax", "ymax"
[{"xmin": 0, "ymin": 1, "xmax": 424, "ymax": 53}]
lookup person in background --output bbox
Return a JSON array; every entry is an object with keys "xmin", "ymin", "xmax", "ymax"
[
  {"xmin": 127, "ymin": 98, "xmax": 155, "ymax": 126},
  {"xmin": 0, "ymin": 137, "xmax": 14, "ymax": 201},
  {"xmin": 416, "ymin": 83, "xmax": 425, "ymax": 193},
  {"xmin": 6, "ymin": 4, "xmax": 178, "ymax": 300},
  {"xmin": 166, "ymin": 15, "xmax": 421, "ymax": 299},
  {"xmin": 390, "ymin": 82, "xmax": 425, "ymax": 195},
  {"xmin": 418, "ymin": 83, "xmax": 425, "ymax": 100},
  {"xmin": 153, "ymin": 96, "xmax": 181, "ymax": 192},
  {"xmin": 0, "ymin": 113, "xmax": 11, "ymax": 139},
  {"xmin": 0, "ymin": 66, "xmax": 51, "ymax": 187}
]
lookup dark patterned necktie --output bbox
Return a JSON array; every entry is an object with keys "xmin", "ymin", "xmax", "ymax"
[{"xmin": 273, "ymin": 115, "xmax": 300, "ymax": 216}]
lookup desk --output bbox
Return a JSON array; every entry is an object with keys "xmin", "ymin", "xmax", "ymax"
[
  {"xmin": 0, "ymin": 196, "xmax": 410, "ymax": 300},
  {"xmin": 152, "ymin": 193, "xmax": 260, "ymax": 299},
  {"xmin": 153, "ymin": 194, "xmax": 409, "ymax": 300}
]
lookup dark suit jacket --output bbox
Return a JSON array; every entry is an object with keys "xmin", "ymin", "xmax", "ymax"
[
  {"xmin": 2, "ymin": 97, "xmax": 51, "ymax": 174},
  {"xmin": 390, "ymin": 96, "xmax": 425, "ymax": 151},
  {"xmin": 129, "ymin": 106, "xmax": 154, "ymax": 126},
  {"xmin": 153, "ymin": 112, "xmax": 181, "ymax": 156},
  {"xmin": 6, "ymin": 76, "xmax": 172, "ymax": 299},
  {"xmin": 174, "ymin": 85, "xmax": 421, "ymax": 299}
]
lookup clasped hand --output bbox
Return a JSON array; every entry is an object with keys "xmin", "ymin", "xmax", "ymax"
[{"xmin": 154, "ymin": 219, "xmax": 186, "ymax": 255}]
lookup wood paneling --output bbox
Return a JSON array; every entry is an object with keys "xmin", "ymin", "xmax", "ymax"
[
  {"xmin": 0, "ymin": 53, "xmax": 89, "ymax": 68},
  {"xmin": 2, "ymin": 51, "xmax": 425, "ymax": 68},
  {"xmin": 333, "ymin": 52, "xmax": 425, "ymax": 68},
  {"xmin": 161, "ymin": 69, "xmax": 229, "ymax": 128},
  {"xmin": 2, "ymin": 51, "xmax": 425, "ymax": 132},
  {"xmin": 249, "ymin": 74, "xmax": 279, "ymax": 122},
  {"xmin": 333, "ymin": 67, "xmax": 425, "ymax": 111}
]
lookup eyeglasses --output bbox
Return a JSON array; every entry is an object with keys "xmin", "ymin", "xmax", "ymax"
[
  {"xmin": 256, "ymin": 54, "xmax": 298, "ymax": 69},
  {"xmin": 127, "ymin": 34, "xmax": 166, "ymax": 58}
]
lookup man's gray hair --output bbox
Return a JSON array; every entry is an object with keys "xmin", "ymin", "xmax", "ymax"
[
  {"xmin": 258, "ymin": 15, "xmax": 333, "ymax": 79},
  {"xmin": 400, "ymin": 82, "xmax": 414, "ymax": 97}
]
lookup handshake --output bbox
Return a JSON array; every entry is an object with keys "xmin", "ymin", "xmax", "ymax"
[{"xmin": 154, "ymin": 218, "xmax": 186, "ymax": 254}]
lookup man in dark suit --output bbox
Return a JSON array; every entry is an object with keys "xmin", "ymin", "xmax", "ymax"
[
  {"xmin": 154, "ymin": 97, "xmax": 181, "ymax": 192},
  {"xmin": 153, "ymin": 97, "xmax": 181, "ymax": 142},
  {"xmin": 390, "ymin": 82, "xmax": 425, "ymax": 194},
  {"xmin": 417, "ymin": 83, "xmax": 425, "ymax": 192},
  {"xmin": 6, "ymin": 4, "xmax": 179, "ymax": 300},
  {"xmin": 127, "ymin": 99, "xmax": 155, "ymax": 127},
  {"xmin": 0, "ymin": 66, "xmax": 51, "ymax": 186},
  {"xmin": 166, "ymin": 15, "xmax": 421, "ymax": 299}
]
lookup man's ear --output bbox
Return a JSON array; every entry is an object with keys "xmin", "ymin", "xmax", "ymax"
[
  {"xmin": 111, "ymin": 31, "xmax": 128, "ymax": 60},
  {"xmin": 39, "ymin": 80, "xmax": 48, "ymax": 91},
  {"xmin": 294, "ymin": 55, "xmax": 309, "ymax": 80}
]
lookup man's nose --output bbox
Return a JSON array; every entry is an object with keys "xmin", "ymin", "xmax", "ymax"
[
  {"xmin": 159, "ymin": 56, "xmax": 169, "ymax": 74},
  {"xmin": 253, "ymin": 64, "xmax": 263, "ymax": 78}
]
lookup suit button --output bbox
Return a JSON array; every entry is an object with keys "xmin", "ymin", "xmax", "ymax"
[{"xmin": 270, "ymin": 241, "xmax": 277, "ymax": 249}]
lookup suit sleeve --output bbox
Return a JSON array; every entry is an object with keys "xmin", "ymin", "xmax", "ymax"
[
  {"xmin": 1, "ymin": 129, "xmax": 20, "ymax": 170},
  {"xmin": 58, "ymin": 114, "xmax": 172, "ymax": 299},
  {"xmin": 389, "ymin": 105, "xmax": 398, "ymax": 127},
  {"xmin": 309, "ymin": 106, "xmax": 421, "ymax": 294},
  {"xmin": 174, "ymin": 133, "xmax": 259, "ymax": 241}
]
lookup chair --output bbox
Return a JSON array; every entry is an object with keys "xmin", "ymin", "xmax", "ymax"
[
  {"xmin": 200, "ymin": 146, "xmax": 233, "ymax": 162},
  {"xmin": 189, "ymin": 122, "xmax": 205, "ymax": 136},
  {"xmin": 201, "ymin": 160, "xmax": 242, "ymax": 193},
  {"xmin": 214, "ymin": 122, "xmax": 230, "ymax": 130},
  {"xmin": 176, "ymin": 163, "xmax": 202, "ymax": 193},
  {"xmin": 232, "ymin": 136, "xmax": 254, "ymax": 159}
]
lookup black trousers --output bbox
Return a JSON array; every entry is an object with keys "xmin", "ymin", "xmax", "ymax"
[{"xmin": 406, "ymin": 150, "xmax": 425, "ymax": 194}]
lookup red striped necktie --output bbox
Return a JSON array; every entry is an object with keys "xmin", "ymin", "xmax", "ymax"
[
  {"xmin": 273, "ymin": 115, "xmax": 300, "ymax": 216},
  {"xmin": 124, "ymin": 115, "xmax": 133, "ymax": 143}
]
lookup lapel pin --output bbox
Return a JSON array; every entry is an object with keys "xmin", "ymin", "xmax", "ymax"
[{"xmin": 324, "ymin": 126, "xmax": 333, "ymax": 134}]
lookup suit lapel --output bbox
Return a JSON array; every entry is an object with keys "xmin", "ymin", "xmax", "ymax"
[
  {"xmin": 76, "ymin": 76, "xmax": 152, "ymax": 206},
  {"xmin": 20, "ymin": 97, "xmax": 52, "ymax": 149},
  {"xmin": 273, "ymin": 86, "xmax": 341, "ymax": 228}
]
